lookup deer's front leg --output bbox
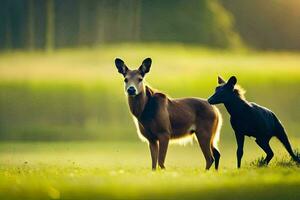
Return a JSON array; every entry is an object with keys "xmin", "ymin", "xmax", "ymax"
[
  {"xmin": 158, "ymin": 134, "xmax": 170, "ymax": 169},
  {"xmin": 235, "ymin": 132, "xmax": 245, "ymax": 168},
  {"xmin": 149, "ymin": 141, "xmax": 158, "ymax": 170}
]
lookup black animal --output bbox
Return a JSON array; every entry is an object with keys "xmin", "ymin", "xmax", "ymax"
[{"xmin": 208, "ymin": 76, "xmax": 300, "ymax": 168}]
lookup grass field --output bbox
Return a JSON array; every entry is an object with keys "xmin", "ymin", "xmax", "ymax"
[
  {"xmin": 1, "ymin": 141, "xmax": 300, "ymax": 200},
  {"xmin": 1, "ymin": 44, "xmax": 300, "ymax": 199},
  {"xmin": 0, "ymin": 44, "xmax": 300, "ymax": 141}
]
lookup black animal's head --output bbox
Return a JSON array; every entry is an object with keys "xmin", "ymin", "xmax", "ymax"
[
  {"xmin": 208, "ymin": 76, "xmax": 238, "ymax": 105},
  {"xmin": 115, "ymin": 58, "xmax": 152, "ymax": 96}
]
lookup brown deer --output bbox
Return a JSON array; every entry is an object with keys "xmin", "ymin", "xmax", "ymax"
[{"xmin": 114, "ymin": 58, "xmax": 222, "ymax": 170}]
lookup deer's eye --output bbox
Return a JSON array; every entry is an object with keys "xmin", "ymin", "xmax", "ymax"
[
  {"xmin": 124, "ymin": 78, "xmax": 128, "ymax": 83},
  {"xmin": 138, "ymin": 78, "xmax": 143, "ymax": 82}
]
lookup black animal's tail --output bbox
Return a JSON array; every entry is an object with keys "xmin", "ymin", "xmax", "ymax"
[{"xmin": 274, "ymin": 117, "xmax": 300, "ymax": 163}]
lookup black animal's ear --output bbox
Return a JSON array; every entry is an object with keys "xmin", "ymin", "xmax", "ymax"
[
  {"xmin": 115, "ymin": 58, "xmax": 128, "ymax": 76},
  {"xmin": 227, "ymin": 76, "xmax": 237, "ymax": 87},
  {"xmin": 139, "ymin": 58, "xmax": 152, "ymax": 76},
  {"xmin": 218, "ymin": 76, "xmax": 226, "ymax": 84}
]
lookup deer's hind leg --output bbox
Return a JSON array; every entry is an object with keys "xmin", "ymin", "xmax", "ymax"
[
  {"xmin": 195, "ymin": 127, "xmax": 214, "ymax": 170},
  {"xmin": 212, "ymin": 146, "xmax": 220, "ymax": 170}
]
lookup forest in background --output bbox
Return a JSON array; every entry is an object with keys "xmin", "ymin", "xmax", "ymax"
[
  {"xmin": 1, "ymin": 2, "xmax": 300, "ymax": 199},
  {"xmin": 1, "ymin": 0, "xmax": 300, "ymax": 51},
  {"xmin": 0, "ymin": 1, "xmax": 300, "ymax": 141}
]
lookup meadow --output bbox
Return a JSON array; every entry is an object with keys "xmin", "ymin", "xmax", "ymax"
[
  {"xmin": 1, "ymin": 44, "xmax": 300, "ymax": 141},
  {"xmin": 1, "ymin": 141, "xmax": 300, "ymax": 200},
  {"xmin": 1, "ymin": 44, "xmax": 300, "ymax": 199}
]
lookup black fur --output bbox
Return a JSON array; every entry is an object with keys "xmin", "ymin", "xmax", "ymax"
[
  {"xmin": 208, "ymin": 76, "xmax": 300, "ymax": 168},
  {"xmin": 139, "ymin": 58, "xmax": 152, "ymax": 76}
]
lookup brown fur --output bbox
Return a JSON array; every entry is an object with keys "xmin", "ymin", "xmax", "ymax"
[
  {"xmin": 115, "ymin": 58, "xmax": 222, "ymax": 170},
  {"xmin": 129, "ymin": 85, "xmax": 222, "ymax": 170}
]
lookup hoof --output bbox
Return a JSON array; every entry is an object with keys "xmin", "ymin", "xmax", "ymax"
[{"xmin": 159, "ymin": 165, "xmax": 166, "ymax": 170}]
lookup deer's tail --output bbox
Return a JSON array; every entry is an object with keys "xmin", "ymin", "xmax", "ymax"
[{"xmin": 212, "ymin": 107, "xmax": 222, "ymax": 151}]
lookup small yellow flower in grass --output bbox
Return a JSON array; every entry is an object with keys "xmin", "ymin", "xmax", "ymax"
[{"xmin": 47, "ymin": 186, "xmax": 60, "ymax": 199}]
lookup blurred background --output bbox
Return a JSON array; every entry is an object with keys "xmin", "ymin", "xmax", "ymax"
[{"xmin": 0, "ymin": 0, "xmax": 300, "ymax": 144}]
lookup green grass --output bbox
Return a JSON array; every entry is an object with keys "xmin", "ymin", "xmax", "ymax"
[
  {"xmin": 0, "ymin": 44, "xmax": 300, "ymax": 141},
  {"xmin": 1, "ymin": 141, "xmax": 300, "ymax": 200},
  {"xmin": 1, "ymin": 44, "xmax": 300, "ymax": 199}
]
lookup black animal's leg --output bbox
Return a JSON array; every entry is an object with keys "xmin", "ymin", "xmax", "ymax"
[
  {"xmin": 212, "ymin": 147, "xmax": 220, "ymax": 170},
  {"xmin": 255, "ymin": 139, "xmax": 274, "ymax": 165},
  {"xmin": 149, "ymin": 141, "xmax": 158, "ymax": 170},
  {"xmin": 157, "ymin": 134, "xmax": 170, "ymax": 169},
  {"xmin": 276, "ymin": 127, "xmax": 300, "ymax": 163},
  {"xmin": 235, "ymin": 133, "xmax": 245, "ymax": 168}
]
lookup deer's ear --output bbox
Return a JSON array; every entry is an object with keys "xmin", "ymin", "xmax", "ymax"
[
  {"xmin": 218, "ymin": 76, "xmax": 226, "ymax": 84},
  {"xmin": 227, "ymin": 76, "xmax": 237, "ymax": 87},
  {"xmin": 115, "ymin": 58, "xmax": 128, "ymax": 76},
  {"xmin": 139, "ymin": 58, "xmax": 152, "ymax": 76}
]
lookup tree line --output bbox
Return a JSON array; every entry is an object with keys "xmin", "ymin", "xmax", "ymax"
[{"xmin": 0, "ymin": 0, "xmax": 299, "ymax": 51}]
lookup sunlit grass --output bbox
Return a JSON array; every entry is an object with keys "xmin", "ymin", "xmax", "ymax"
[
  {"xmin": 1, "ymin": 43, "xmax": 300, "ymax": 82},
  {"xmin": 0, "ymin": 44, "xmax": 300, "ymax": 141},
  {"xmin": 1, "ymin": 142, "xmax": 300, "ymax": 200},
  {"xmin": 1, "ymin": 44, "xmax": 300, "ymax": 199}
]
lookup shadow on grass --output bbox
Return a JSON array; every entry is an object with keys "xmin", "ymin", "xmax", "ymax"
[{"xmin": 1, "ymin": 182, "xmax": 300, "ymax": 200}]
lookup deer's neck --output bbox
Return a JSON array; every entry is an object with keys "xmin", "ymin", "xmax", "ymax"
[
  {"xmin": 224, "ymin": 95, "xmax": 249, "ymax": 118},
  {"xmin": 128, "ymin": 86, "xmax": 151, "ymax": 119}
]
